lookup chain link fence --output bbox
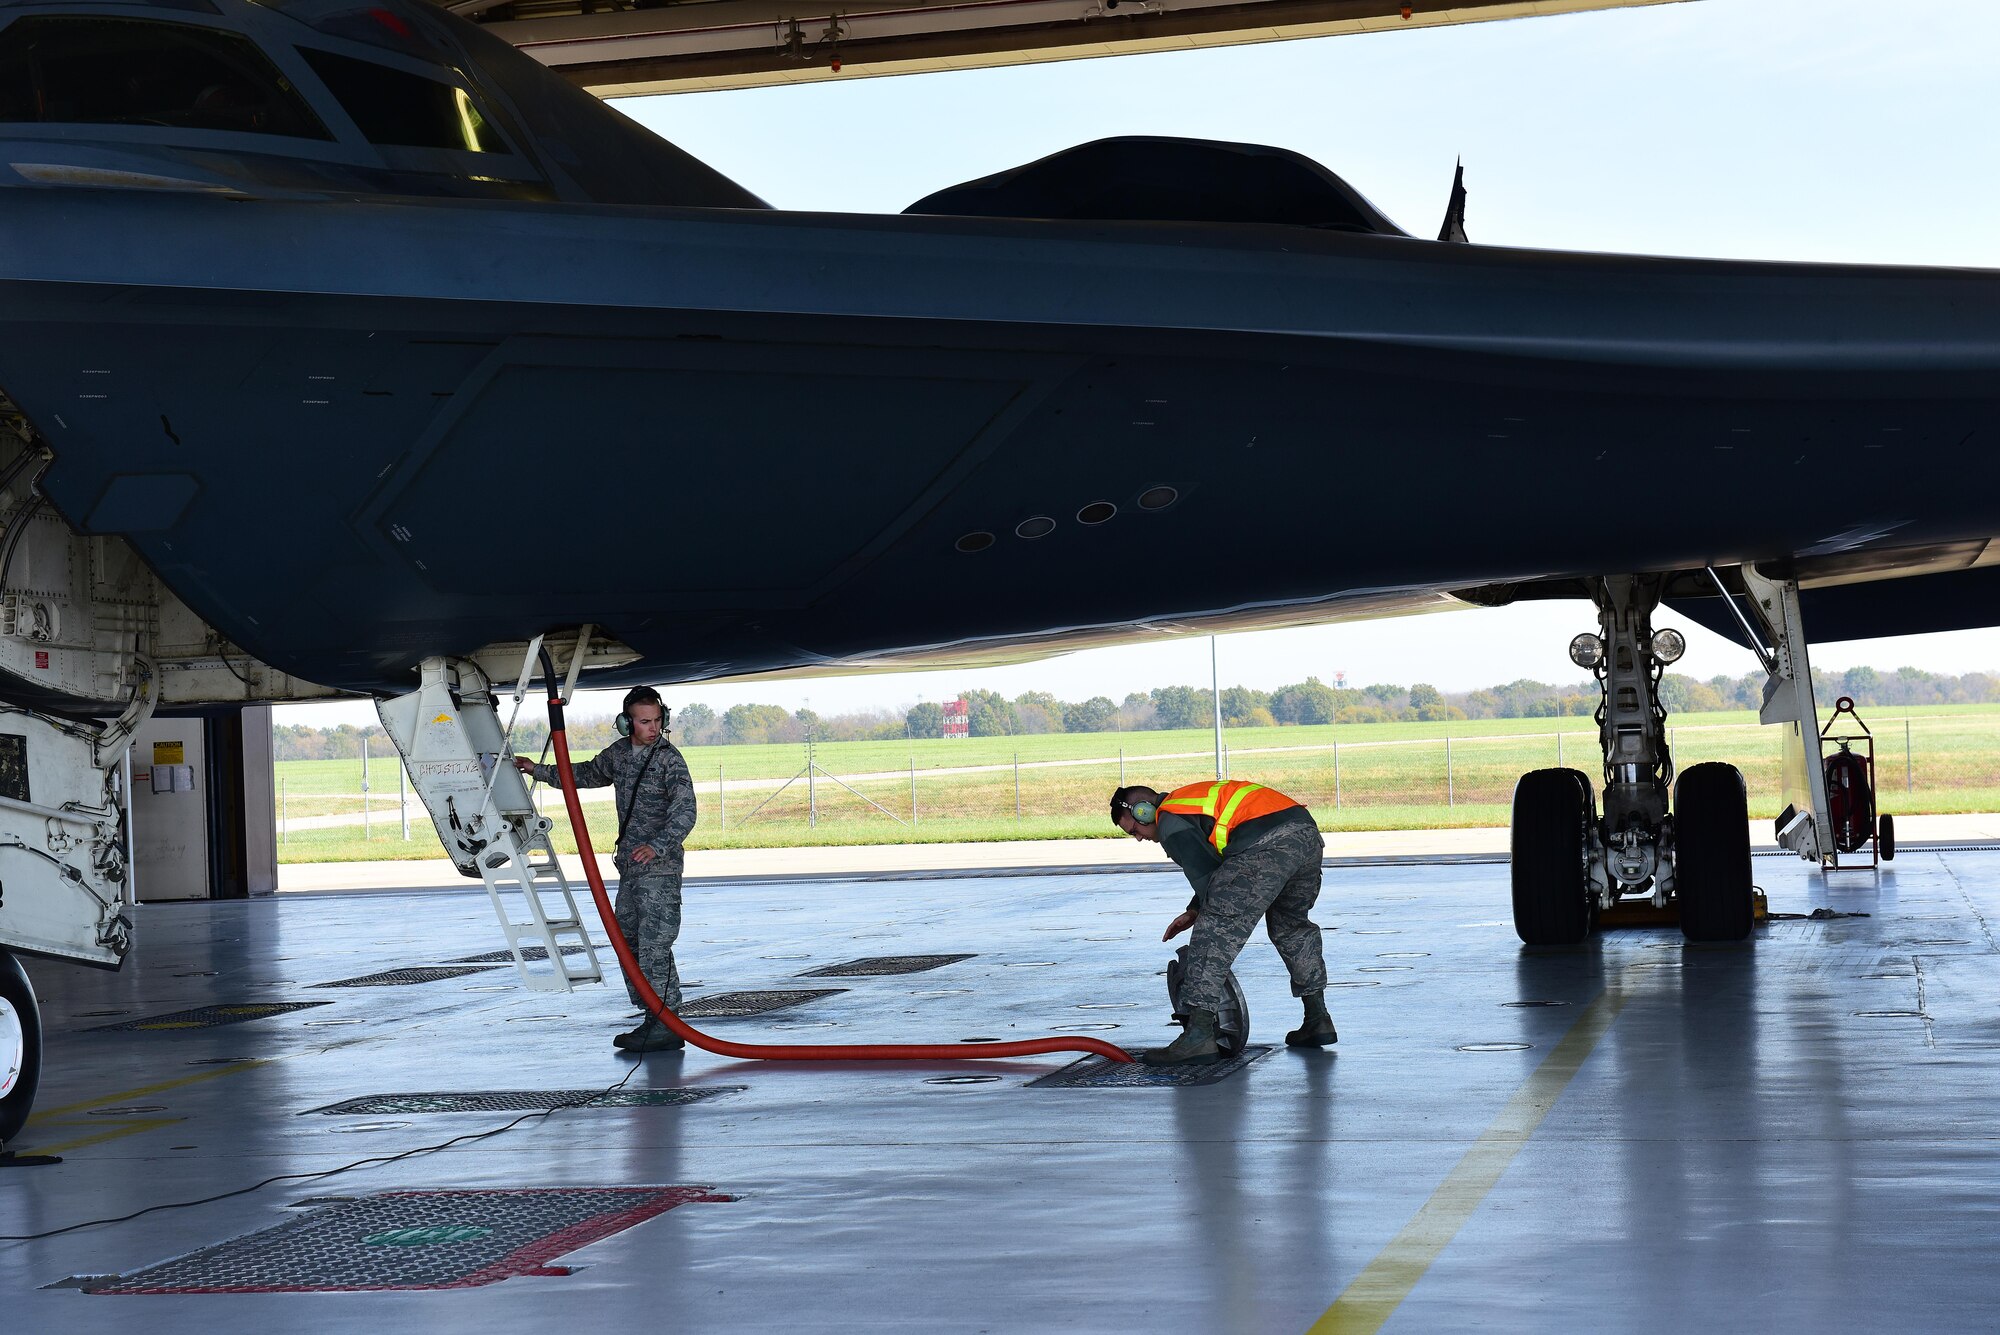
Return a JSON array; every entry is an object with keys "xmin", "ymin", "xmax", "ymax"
[{"xmin": 275, "ymin": 713, "xmax": 2000, "ymax": 860}]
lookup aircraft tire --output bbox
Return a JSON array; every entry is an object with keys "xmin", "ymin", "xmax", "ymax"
[
  {"xmin": 1675, "ymin": 763, "xmax": 1753, "ymax": 942},
  {"xmin": 1879, "ymin": 813, "xmax": 1896, "ymax": 862},
  {"xmin": 0, "ymin": 948, "xmax": 42, "ymax": 1145},
  {"xmin": 1511, "ymin": 768, "xmax": 1596, "ymax": 945}
]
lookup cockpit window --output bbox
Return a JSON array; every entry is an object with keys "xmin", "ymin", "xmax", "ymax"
[
  {"xmin": 299, "ymin": 48, "xmax": 508, "ymax": 153},
  {"xmin": 0, "ymin": 16, "xmax": 331, "ymax": 139},
  {"xmin": 281, "ymin": 4, "xmax": 450, "ymax": 66}
]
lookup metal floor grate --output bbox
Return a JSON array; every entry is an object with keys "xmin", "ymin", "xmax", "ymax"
[
  {"xmin": 451, "ymin": 946, "xmax": 590, "ymax": 964},
  {"xmin": 798, "ymin": 954, "xmax": 976, "ymax": 977},
  {"xmin": 87, "ymin": 1002, "xmax": 332, "ymax": 1032},
  {"xmin": 677, "ymin": 988, "xmax": 846, "ymax": 1017},
  {"xmin": 313, "ymin": 966, "xmax": 502, "ymax": 988},
  {"xmin": 1028, "ymin": 1045, "xmax": 1269, "ymax": 1088},
  {"xmin": 307, "ymin": 1088, "xmax": 745, "ymax": 1115},
  {"xmin": 70, "ymin": 1187, "xmax": 731, "ymax": 1293}
]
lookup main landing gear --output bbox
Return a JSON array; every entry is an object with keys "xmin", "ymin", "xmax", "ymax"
[{"xmin": 1510, "ymin": 574, "xmax": 1755, "ymax": 945}]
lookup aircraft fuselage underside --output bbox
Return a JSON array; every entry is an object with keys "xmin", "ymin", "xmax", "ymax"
[{"xmin": 0, "ymin": 190, "xmax": 1995, "ymax": 697}]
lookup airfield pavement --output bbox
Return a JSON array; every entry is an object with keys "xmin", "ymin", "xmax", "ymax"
[{"xmin": 8, "ymin": 821, "xmax": 2000, "ymax": 1330}]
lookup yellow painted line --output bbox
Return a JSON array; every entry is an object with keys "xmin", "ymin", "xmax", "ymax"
[
  {"xmin": 25, "ymin": 1059, "xmax": 269, "ymax": 1122},
  {"xmin": 19, "ymin": 1117, "xmax": 186, "ymax": 1157},
  {"xmin": 1307, "ymin": 987, "xmax": 1628, "ymax": 1335}
]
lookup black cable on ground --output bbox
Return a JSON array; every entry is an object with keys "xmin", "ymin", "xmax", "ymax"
[{"xmin": 0, "ymin": 1055, "xmax": 649, "ymax": 1243}]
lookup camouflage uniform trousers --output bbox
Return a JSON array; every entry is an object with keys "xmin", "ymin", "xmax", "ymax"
[
  {"xmin": 614, "ymin": 849, "xmax": 684, "ymax": 1012},
  {"xmin": 1180, "ymin": 820, "xmax": 1328, "ymax": 1011}
]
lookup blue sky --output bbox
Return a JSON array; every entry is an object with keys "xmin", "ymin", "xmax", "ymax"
[
  {"xmin": 289, "ymin": 0, "xmax": 2000, "ymax": 723},
  {"xmin": 622, "ymin": 0, "xmax": 2000, "ymax": 270}
]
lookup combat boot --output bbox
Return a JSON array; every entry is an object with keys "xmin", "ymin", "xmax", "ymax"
[
  {"xmin": 1145, "ymin": 1006, "xmax": 1224, "ymax": 1065},
  {"xmin": 614, "ymin": 1017, "xmax": 685, "ymax": 1053},
  {"xmin": 1286, "ymin": 992, "xmax": 1338, "ymax": 1047}
]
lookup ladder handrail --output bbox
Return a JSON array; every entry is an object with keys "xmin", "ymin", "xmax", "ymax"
[
  {"xmin": 476, "ymin": 633, "xmax": 545, "ymax": 824},
  {"xmin": 559, "ymin": 624, "xmax": 593, "ymax": 707}
]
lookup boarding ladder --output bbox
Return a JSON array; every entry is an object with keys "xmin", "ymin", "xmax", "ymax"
[{"xmin": 376, "ymin": 640, "xmax": 603, "ymax": 993}]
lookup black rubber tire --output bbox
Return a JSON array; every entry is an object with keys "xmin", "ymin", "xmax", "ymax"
[
  {"xmin": 1675, "ymin": 763, "xmax": 1753, "ymax": 942},
  {"xmin": 0, "ymin": 948, "xmax": 42, "ymax": 1145},
  {"xmin": 1510, "ymin": 768, "xmax": 1596, "ymax": 945},
  {"xmin": 1879, "ymin": 813, "xmax": 1896, "ymax": 862}
]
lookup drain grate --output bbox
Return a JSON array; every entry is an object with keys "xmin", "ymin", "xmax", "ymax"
[
  {"xmin": 307, "ymin": 1088, "xmax": 745, "ymax": 1115},
  {"xmin": 678, "ymin": 989, "xmax": 846, "ymax": 1017},
  {"xmin": 798, "ymin": 954, "xmax": 976, "ymax": 977},
  {"xmin": 452, "ymin": 946, "xmax": 590, "ymax": 964},
  {"xmin": 70, "ymin": 1187, "xmax": 731, "ymax": 1293},
  {"xmin": 88, "ymin": 1002, "xmax": 331, "ymax": 1032},
  {"xmin": 313, "ymin": 966, "xmax": 503, "ymax": 988},
  {"xmin": 1029, "ymin": 1045, "xmax": 1269, "ymax": 1088}
]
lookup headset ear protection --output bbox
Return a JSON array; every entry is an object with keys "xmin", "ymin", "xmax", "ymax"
[
  {"xmin": 617, "ymin": 689, "xmax": 669, "ymax": 738},
  {"xmin": 1129, "ymin": 797, "xmax": 1158, "ymax": 824}
]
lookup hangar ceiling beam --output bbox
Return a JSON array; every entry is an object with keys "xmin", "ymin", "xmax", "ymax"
[{"xmin": 460, "ymin": 0, "xmax": 1694, "ymax": 97}]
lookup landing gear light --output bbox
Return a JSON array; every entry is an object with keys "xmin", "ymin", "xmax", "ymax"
[{"xmin": 1568, "ymin": 633, "xmax": 1605, "ymax": 670}]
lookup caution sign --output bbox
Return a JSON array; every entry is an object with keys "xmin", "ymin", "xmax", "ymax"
[{"xmin": 153, "ymin": 740, "xmax": 185, "ymax": 766}]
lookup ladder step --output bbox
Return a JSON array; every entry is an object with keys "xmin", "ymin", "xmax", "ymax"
[
  {"xmin": 447, "ymin": 736, "xmax": 603, "ymax": 995},
  {"xmin": 501, "ymin": 922, "xmax": 583, "ymax": 938}
]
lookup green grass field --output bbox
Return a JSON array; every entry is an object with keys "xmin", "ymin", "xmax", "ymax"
[{"xmin": 274, "ymin": 706, "xmax": 2000, "ymax": 862}]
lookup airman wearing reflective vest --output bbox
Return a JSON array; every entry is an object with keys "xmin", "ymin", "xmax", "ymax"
[{"xmin": 1111, "ymin": 780, "xmax": 1335, "ymax": 1064}]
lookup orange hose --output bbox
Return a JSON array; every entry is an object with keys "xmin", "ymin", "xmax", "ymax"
[{"xmin": 551, "ymin": 729, "xmax": 1133, "ymax": 1063}]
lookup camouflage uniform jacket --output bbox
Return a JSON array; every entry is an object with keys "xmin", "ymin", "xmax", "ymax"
[
  {"xmin": 1160, "ymin": 804, "xmax": 1316, "ymax": 910},
  {"xmin": 531, "ymin": 737, "xmax": 696, "ymax": 864}
]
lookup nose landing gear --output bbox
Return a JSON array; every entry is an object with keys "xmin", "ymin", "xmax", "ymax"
[{"xmin": 1510, "ymin": 573, "xmax": 1756, "ymax": 945}]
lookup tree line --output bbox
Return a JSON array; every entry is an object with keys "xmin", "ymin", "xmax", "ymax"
[{"xmin": 271, "ymin": 665, "xmax": 2000, "ymax": 759}]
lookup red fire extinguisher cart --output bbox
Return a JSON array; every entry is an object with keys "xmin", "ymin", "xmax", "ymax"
[{"xmin": 1821, "ymin": 696, "xmax": 1895, "ymax": 868}]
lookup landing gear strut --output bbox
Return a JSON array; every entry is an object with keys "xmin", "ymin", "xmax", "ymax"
[{"xmin": 1510, "ymin": 574, "xmax": 1754, "ymax": 944}]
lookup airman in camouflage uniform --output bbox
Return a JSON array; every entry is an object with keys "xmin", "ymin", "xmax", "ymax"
[
  {"xmin": 1112, "ymin": 781, "xmax": 1335, "ymax": 1064},
  {"xmin": 520, "ymin": 686, "xmax": 695, "ymax": 1052}
]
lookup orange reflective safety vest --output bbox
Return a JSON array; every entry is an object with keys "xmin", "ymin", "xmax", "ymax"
[{"xmin": 1156, "ymin": 781, "xmax": 1302, "ymax": 854}]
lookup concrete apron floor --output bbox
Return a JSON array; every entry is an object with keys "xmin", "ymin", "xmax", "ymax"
[{"xmin": 6, "ymin": 850, "xmax": 2000, "ymax": 1332}]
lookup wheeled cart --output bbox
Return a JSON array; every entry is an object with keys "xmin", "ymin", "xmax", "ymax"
[{"xmin": 1821, "ymin": 696, "xmax": 1895, "ymax": 869}]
